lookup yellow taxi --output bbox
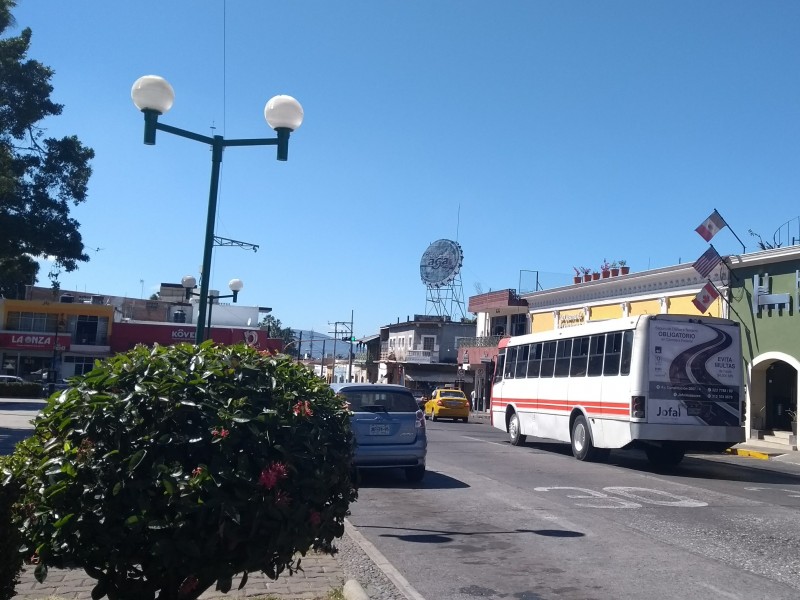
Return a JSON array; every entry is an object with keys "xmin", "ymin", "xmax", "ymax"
[{"xmin": 424, "ymin": 388, "xmax": 470, "ymax": 422}]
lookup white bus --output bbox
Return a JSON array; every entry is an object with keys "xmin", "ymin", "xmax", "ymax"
[{"xmin": 491, "ymin": 314, "xmax": 745, "ymax": 466}]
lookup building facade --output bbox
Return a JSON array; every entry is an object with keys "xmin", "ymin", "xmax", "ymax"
[
  {"xmin": 379, "ymin": 315, "xmax": 475, "ymax": 398},
  {"xmin": 727, "ymin": 247, "xmax": 800, "ymax": 446},
  {"xmin": 1, "ymin": 286, "xmax": 278, "ymax": 384}
]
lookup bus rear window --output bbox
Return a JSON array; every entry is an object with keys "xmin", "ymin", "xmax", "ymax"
[
  {"xmin": 620, "ymin": 330, "xmax": 633, "ymax": 375},
  {"xmin": 604, "ymin": 332, "xmax": 622, "ymax": 375}
]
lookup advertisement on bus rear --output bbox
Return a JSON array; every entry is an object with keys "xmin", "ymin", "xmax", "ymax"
[{"xmin": 648, "ymin": 320, "xmax": 741, "ymax": 426}]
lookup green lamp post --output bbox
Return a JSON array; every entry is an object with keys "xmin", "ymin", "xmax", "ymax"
[{"xmin": 131, "ymin": 75, "xmax": 303, "ymax": 343}]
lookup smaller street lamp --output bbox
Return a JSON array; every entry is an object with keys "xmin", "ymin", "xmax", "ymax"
[{"xmin": 181, "ymin": 276, "xmax": 243, "ymax": 341}]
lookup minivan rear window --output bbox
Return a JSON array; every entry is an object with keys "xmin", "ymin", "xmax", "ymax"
[{"xmin": 338, "ymin": 390, "xmax": 419, "ymax": 412}]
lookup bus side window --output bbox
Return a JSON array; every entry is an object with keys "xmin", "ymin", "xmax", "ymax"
[
  {"xmin": 620, "ymin": 330, "xmax": 634, "ymax": 375},
  {"xmin": 587, "ymin": 334, "xmax": 605, "ymax": 376},
  {"xmin": 604, "ymin": 332, "xmax": 622, "ymax": 376},
  {"xmin": 515, "ymin": 344, "xmax": 530, "ymax": 378},
  {"xmin": 495, "ymin": 353, "xmax": 505, "ymax": 383},
  {"xmin": 540, "ymin": 341, "xmax": 556, "ymax": 377},
  {"xmin": 570, "ymin": 336, "xmax": 590, "ymax": 377},
  {"xmin": 554, "ymin": 339, "xmax": 572, "ymax": 377},
  {"xmin": 505, "ymin": 347, "xmax": 518, "ymax": 379},
  {"xmin": 527, "ymin": 342, "xmax": 542, "ymax": 378}
]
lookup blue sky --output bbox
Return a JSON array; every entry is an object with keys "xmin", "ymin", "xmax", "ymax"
[{"xmin": 11, "ymin": 1, "xmax": 800, "ymax": 337}]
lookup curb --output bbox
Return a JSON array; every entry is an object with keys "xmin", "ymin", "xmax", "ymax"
[
  {"xmin": 344, "ymin": 519, "xmax": 426, "ymax": 600},
  {"xmin": 725, "ymin": 448, "xmax": 771, "ymax": 460},
  {"xmin": 343, "ymin": 579, "xmax": 369, "ymax": 600}
]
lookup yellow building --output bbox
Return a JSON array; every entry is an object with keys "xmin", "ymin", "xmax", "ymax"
[
  {"xmin": 0, "ymin": 295, "xmax": 114, "ymax": 383},
  {"xmin": 462, "ymin": 262, "xmax": 726, "ymax": 409},
  {"xmin": 526, "ymin": 263, "xmax": 724, "ymax": 334}
]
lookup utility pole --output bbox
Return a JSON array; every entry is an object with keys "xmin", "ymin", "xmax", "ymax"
[
  {"xmin": 347, "ymin": 310, "xmax": 354, "ymax": 383},
  {"xmin": 330, "ymin": 323, "xmax": 337, "ymax": 383},
  {"xmin": 329, "ymin": 316, "xmax": 354, "ymax": 383},
  {"xmin": 296, "ymin": 331, "xmax": 303, "ymax": 361}
]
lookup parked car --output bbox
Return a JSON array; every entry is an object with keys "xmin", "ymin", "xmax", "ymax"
[
  {"xmin": 42, "ymin": 379, "xmax": 71, "ymax": 396},
  {"xmin": 0, "ymin": 375, "xmax": 25, "ymax": 384},
  {"xmin": 331, "ymin": 383, "xmax": 427, "ymax": 482},
  {"xmin": 425, "ymin": 388, "xmax": 470, "ymax": 422}
]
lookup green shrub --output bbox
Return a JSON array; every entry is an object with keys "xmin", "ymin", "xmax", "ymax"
[
  {"xmin": 0, "ymin": 436, "xmax": 42, "ymax": 600},
  {"xmin": 0, "ymin": 456, "xmax": 22, "ymax": 600},
  {"xmin": 16, "ymin": 342, "xmax": 356, "ymax": 600},
  {"xmin": 0, "ymin": 382, "xmax": 42, "ymax": 399}
]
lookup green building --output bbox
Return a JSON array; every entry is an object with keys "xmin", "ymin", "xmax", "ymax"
[{"xmin": 729, "ymin": 246, "xmax": 799, "ymax": 450}]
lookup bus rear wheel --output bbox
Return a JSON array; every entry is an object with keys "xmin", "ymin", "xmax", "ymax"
[
  {"xmin": 571, "ymin": 415, "xmax": 598, "ymax": 461},
  {"xmin": 509, "ymin": 412, "xmax": 526, "ymax": 446},
  {"xmin": 645, "ymin": 445, "xmax": 685, "ymax": 468}
]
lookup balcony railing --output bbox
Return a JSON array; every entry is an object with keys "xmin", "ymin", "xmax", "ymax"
[
  {"xmin": 379, "ymin": 347, "xmax": 439, "ymax": 363},
  {"xmin": 457, "ymin": 335, "xmax": 504, "ymax": 349}
]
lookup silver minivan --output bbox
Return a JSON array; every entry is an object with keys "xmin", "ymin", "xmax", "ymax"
[{"xmin": 331, "ymin": 383, "xmax": 427, "ymax": 482}]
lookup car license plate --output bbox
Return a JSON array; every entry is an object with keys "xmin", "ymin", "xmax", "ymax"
[
  {"xmin": 447, "ymin": 401, "xmax": 462, "ymax": 407},
  {"xmin": 369, "ymin": 424, "xmax": 390, "ymax": 435}
]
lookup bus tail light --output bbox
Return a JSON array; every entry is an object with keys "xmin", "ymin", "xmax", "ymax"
[
  {"xmin": 741, "ymin": 399, "xmax": 746, "ymax": 424},
  {"xmin": 631, "ymin": 396, "xmax": 646, "ymax": 419}
]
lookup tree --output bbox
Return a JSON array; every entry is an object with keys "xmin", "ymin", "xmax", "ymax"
[
  {"xmin": 260, "ymin": 314, "xmax": 295, "ymax": 350},
  {"xmin": 0, "ymin": 0, "xmax": 94, "ymax": 298}
]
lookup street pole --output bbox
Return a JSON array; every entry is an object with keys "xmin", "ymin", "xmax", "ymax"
[{"xmin": 132, "ymin": 75, "xmax": 303, "ymax": 344}]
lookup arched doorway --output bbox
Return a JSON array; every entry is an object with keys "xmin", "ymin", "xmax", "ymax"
[
  {"xmin": 766, "ymin": 362, "xmax": 797, "ymax": 431},
  {"xmin": 750, "ymin": 354, "xmax": 798, "ymax": 433}
]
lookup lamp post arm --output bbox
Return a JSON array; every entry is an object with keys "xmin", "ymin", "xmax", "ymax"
[{"xmin": 154, "ymin": 122, "xmax": 215, "ymax": 145}]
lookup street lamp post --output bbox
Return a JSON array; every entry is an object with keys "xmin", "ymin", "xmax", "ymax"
[
  {"xmin": 181, "ymin": 276, "xmax": 243, "ymax": 342},
  {"xmin": 132, "ymin": 75, "xmax": 303, "ymax": 344}
]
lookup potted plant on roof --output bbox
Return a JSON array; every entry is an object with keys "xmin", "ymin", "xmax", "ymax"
[
  {"xmin": 618, "ymin": 259, "xmax": 630, "ymax": 275},
  {"xmin": 591, "ymin": 270, "xmax": 600, "ymax": 281},
  {"xmin": 610, "ymin": 261, "xmax": 620, "ymax": 277},
  {"xmin": 579, "ymin": 266, "xmax": 592, "ymax": 282},
  {"xmin": 600, "ymin": 259, "xmax": 611, "ymax": 279},
  {"xmin": 572, "ymin": 267, "xmax": 582, "ymax": 285}
]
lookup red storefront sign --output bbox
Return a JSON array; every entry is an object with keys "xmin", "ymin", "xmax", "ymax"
[
  {"xmin": 110, "ymin": 322, "xmax": 280, "ymax": 353},
  {"xmin": 0, "ymin": 333, "xmax": 72, "ymax": 351}
]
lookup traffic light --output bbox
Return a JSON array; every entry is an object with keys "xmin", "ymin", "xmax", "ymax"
[{"xmin": 342, "ymin": 334, "xmax": 356, "ymax": 342}]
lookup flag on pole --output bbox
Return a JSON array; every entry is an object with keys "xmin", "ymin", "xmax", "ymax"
[
  {"xmin": 695, "ymin": 210, "xmax": 727, "ymax": 242},
  {"xmin": 692, "ymin": 281, "xmax": 720, "ymax": 313},
  {"xmin": 693, "ymin": 246, "xmax": 723, "ymax": 278}
]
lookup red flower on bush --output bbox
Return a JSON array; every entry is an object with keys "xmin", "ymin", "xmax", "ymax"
[
  {"xmin": 308, "ymin": 510, "xmax": 321, "ymax": 527},
  {"xmin": 191, "ymin": 467, "xmax": 204, "ymax": 478},
  {"xmin": 293, "ymin": 400, "xmax": 313, "ymax": 417},
  {"xmin": 211, "ymin": 428, "xmax": 230, "ymax": 438},
  {"xmin": 259, "ymin": 461, "xmax": 289, "ymax": 490}
]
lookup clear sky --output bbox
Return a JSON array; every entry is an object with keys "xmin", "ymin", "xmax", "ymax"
[{"xmin": 11, "ymin": 1, "xmax": 800, "ymax": 337}]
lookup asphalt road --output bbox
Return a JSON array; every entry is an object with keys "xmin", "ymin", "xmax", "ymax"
[
  {"xmin": 0, "ymin": 399, "xmax": 43, "ymax": 455},
  {"xmin": 349, "ymin": 419, "xmax": 800, "ymax": 600}
]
